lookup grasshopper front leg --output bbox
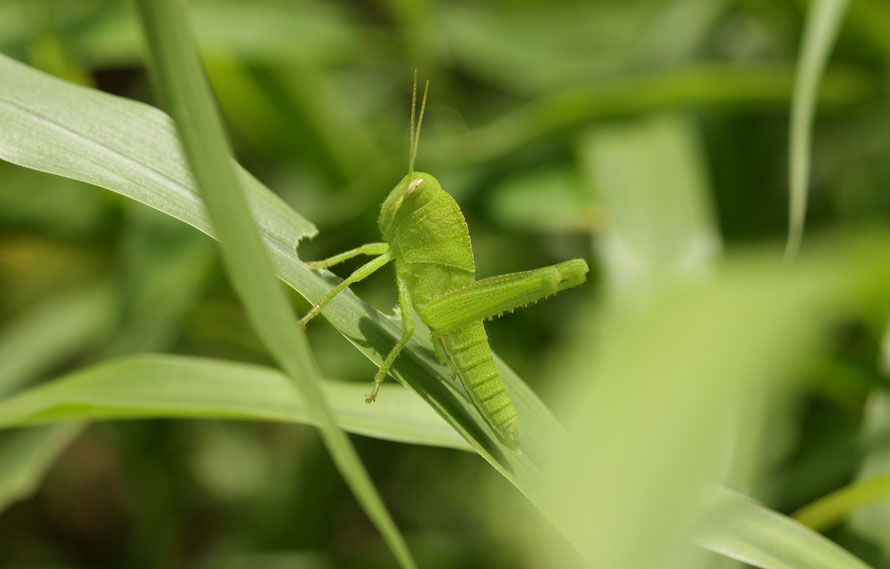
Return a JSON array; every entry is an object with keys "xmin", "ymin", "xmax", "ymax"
[
  {"xmin": 366, "ymin": 275, "xmax": 414, "ymax": 403},
  {"xmin": 301, "ymin": 250, "xmax": 393, "ymax": 326},
  {"xmin": 305, "ymin": 242, "xmax": 389, "ymax": 270},
  {"xmin": 420, "ymin": 259, "xmax": 588, "ymax": 334}
]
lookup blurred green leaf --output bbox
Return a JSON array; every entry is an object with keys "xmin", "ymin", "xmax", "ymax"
[
  {"xmin": 0, "ymin": 284, "xmax": 113, "ymax": 517},
  {"xmin": 487, "ymin": 167, "xmax": 597, "ymax": 233},
  {"xmin": 786, "ymin": 0, "xmax": 851, "ymax": 258},
  {"xmin": 580, "ymin": 114, "xmax": 720, "ymax": 295},
  {"xmin": 108, "ymin": 206, "xmax": 214, "ymax": 357},
  {"xmin": 433, "ymin": 62, "xmax": 874, "ymax": 166},
  {"xmin": 792, "ymin": 389, "xmax": 890, "ymax": 540},
  {"xmin": 545, "ymin": 241, "xmax": 886, "ymax": 568},
  {"xmin": 0, "ymin": 283, "xmax": 114, "ymax": 397},
  {"xmin": 0, "ymin": 354, "xmax": 469, "ymax": 451},
  {"xmin": 67, "ymin": 0, "xmax": 364, "ymax": 69},
  {"xmin": 438, "ymin": 1, "xmax": 729, "ymax": 94},
  {"xmin": 0, "ymin": 166, "xmax": 107, "ymax": 236},
  {"xmin": 794, "ymin": 469, "xmax": 890, "ymax": 533},
  {"xmin": 696, "ymin": 486, "xmax": 874, "ymax": 569},
  {"xmin": 0, "ymin": 425, "xmax": 80, "ymax": 514},
  {"xmin": 848, "ymin": 388, "xmax": 890, "ymax": 555}
]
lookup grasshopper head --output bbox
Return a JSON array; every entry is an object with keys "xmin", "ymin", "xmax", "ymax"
[
  {"xmin": 379, "ymin": 171, "xmax": 440, "ymax": 240},
  {"xmin": 381, "ymin": 72, "xmax": 439, "ymax": 240}
]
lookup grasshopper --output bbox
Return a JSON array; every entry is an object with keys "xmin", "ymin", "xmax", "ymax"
[{"xmin": 301, "ymin": 75, "xmax": 588, "ymax": 449}]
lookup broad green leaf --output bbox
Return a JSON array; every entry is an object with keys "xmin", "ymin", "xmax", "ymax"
[
  {"xmin": 133, "ymin": 1, "xmax": 415, "ymax": 567},
  {"xmin": 0, "ymin": 354, "xmax": 469, "ymax": 451},
  {"xmin": 696, "ymin": 486, "xmax": 873, "ymax": 569},
  {"xmin": 0, "ymin": 425, "xmax": 81, "ymax": 514},
  {"xmin": 786, "ymin": 0, "xmax": 851, "ymax": 258},
  {"xmin": 0, "ymin": 54, "xmax": 315, "ymax": 252}
]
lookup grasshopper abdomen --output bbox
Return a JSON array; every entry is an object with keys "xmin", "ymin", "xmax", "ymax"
[{"xmin": 438, "ymin": 322, "xmax": 520, "ymax": 449}]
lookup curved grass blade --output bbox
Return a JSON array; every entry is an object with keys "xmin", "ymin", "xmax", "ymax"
[
  {"xmin": 696, "ymin": 486, "xmax": 873, "ymax": 569},
  {"xmin": 0, "ymin": 354, "xmax": 469, "ymax": 450},
  {"xmin": 785, "ymin": 0, "xmax": 851, "ymax": 259},
  {"xmin": 132, "ymin": 1, "xmax": 415, "ymax": 566}
]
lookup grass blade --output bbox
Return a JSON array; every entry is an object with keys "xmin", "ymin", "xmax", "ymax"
[
  {"xmin": 793, "ymin": 471, "xmax": 890, "ymax": 532},
  {"xmin": 848, "ymin": 389, "xmax": 890, "ymax": 555},
  {"xmin": 794, "ymin": 390, "xmax": 890, "ymax": 533},
  {"xmin": 696, "ymin": 486, "xmax": 873, "ymax": 569},
  {"xmin": 0, "ymin": 354, "xmax": 469, "ymax": 451},
  {"xmin": 785, "ymin": 0, "xmax": 851, "ymax": 259},
  {"xmin": 132, "ymin": 2, "xmax": 415, "ymax": 567}
]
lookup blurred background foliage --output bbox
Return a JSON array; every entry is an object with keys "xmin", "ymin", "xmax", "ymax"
[{"xmin": 1, "ymin": 0, "xmax": 890, "ymax": 568}]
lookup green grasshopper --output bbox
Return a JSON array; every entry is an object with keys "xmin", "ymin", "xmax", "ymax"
[{"xmin": 300, "ymin": 75, "xmax": 588, "ymax": 449}]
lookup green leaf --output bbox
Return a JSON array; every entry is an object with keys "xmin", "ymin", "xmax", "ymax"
[
  {"xmin": 70, "ymin": 0, "xmax": 363, "ymax": 69},
  {"xmin": 540, "ymin": 239, "xmax": 890, "ymax": 568},
  {"xmin": 0, "ymin": 425, "xmax": 81, "ymax": 514},
  {"xmin": 432, "ymin": 62, "xmax": 874, "ymax": 167},
  {"xmin": 847, "ymin": 389, "xmax": 890, "ymax": 554},
  {"xmin": 132, "ymin": 1, "xmax": 416, "ymax": 567},
  {"xmin": 579, "ymin": 114, "xmax": 720, "ymax": 295},
  {"xmin": 0, "ymin": 285, "xmax": 113, "ymax": 516},
  {"xmin": 794, "ymin": 470, "xmax": 890, "ymax": 533},
  {"xmin": 696, "ymin": 486, "xmax": 874, "ymax": 569},
  {"xmin": 0, "ymin": 55, "xmax": 315, "ymax": 252},
  {"xmin": 792, "ymin": 389, "xmax": 890, "ymax": 535},
  {"xmin": 0, "ymin": 354, "xmax": 469, "ymax": 451},
  {"xmin": 786, "ymin": 0, "xmax": 851, "ymax": 258},
  {"xmin": 0, "ymin": 284, "xmax": 115, "ymax": 398}
]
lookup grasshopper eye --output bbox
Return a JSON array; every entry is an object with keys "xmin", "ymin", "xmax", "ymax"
[{"xmin": 405, "ymin": 178, "xmax": 425, "ymax": 198}]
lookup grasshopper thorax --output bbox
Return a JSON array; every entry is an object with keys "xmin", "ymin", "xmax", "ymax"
[{"xmin": 379, "ymin": 171, "xmax": 440, "ymax": 240}]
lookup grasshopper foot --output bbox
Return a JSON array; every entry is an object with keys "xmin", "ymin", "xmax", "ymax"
[{"xmin": 365, "ymin": 366, "xmax": 390, "ymax": 403}]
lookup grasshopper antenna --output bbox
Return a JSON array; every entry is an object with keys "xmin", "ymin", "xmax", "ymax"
[{"xmin": 408, "ymin": 70, "xmax": 429, "ymax": 175}]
